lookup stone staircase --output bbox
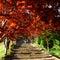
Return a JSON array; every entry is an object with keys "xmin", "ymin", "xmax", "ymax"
[{"xmin": 11, "ymin": 43, "xmax": 59, "ymax": 60}]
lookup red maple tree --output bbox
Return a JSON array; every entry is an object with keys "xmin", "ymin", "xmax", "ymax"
[{"xmin": 0, "ymin": 0, "xmax": 60, "ymax": 41}]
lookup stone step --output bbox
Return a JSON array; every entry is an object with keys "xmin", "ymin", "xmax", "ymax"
[
  {"xmin": 14, "ymin": 53, "xmax": 52, "ymax": 59},
  {"xmin": 30, "ymin": 55, "xmax": 52, "ymax": 58},
  {"xmin": 13, "ymin": 58, "xmax": 55, "ymax": 60},
  {"xmin": 14, "ymin": 50, "xmax": 42, "ymax": 54},
  {"xmin": 13, "ymin": 48, "xmax": 27, "ymax": 50},
  {"xmin": 13, "ymin": 57, "xmax": 55, "ymax": 60},
  {"xmin": 14, "ymin": 52, "xmax": 31, "ymax": 54},
  {"xmin": 13, "ymin": 51, "xmax": 42, "ymax": 54},
  {"xmin": 13, "ymin": 49, "xmax": 43, "ymax": 53}
]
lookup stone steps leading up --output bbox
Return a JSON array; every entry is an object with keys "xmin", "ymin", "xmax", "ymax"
[{"xmin": 5, "ymin": 42, "xmax": 59, "ymax": 60}]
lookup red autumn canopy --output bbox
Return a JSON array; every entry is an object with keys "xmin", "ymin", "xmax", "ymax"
[{"xmin": 0, "ymin": 0, "xmax": 60, "ymax": 40}]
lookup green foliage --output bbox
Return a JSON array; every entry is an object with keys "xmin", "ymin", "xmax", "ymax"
[
  {"xmin": 34, "ymin": 30, "xmax": 60, "ymax": 57},
  {"xmin": 34, "ymin": 37, "xmax": 39, "ymax": 45},
  {"xmin": 7, "ymin": 49, "xmax": 12, "ymax": 56},
  {"xmin": 0, "ymin": 42, "xmax": 5, "ymax": 59},
  {"xmin": 50, "ymin": 47, "xmax": 60, "ymax": 57},
  {"xmin": 38, "ymin": 37, "xmax": 41, "ymax": 45},
  {"xmin": 0, "ymin": 40, "xmax": 16, "ymax": 60},
  {"xmin": 11, "ymin": 41, "xmax": 16, "ymax": 48}
]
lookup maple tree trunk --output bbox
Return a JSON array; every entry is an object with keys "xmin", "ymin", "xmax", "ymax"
[
  {"xmin": 46, "ymin": 39, "xmax": 49, "ymax": 52},
  {"xmin": 4, "ymin": 36, "xmax": 10, "ymax": 55}
]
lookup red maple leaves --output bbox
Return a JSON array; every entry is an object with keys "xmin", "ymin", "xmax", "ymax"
[{"xmin": 0, "ymin": 0, "xmax": 60, "ymax": 40}]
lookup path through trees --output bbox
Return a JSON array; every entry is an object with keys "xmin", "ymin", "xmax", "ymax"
[{"xmin": 5, "ymin": 40, "xmax": 59, "ymax": 60}]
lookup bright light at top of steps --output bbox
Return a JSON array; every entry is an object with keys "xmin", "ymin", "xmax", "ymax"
[{"xmin": 48, "ymin": 5, "xmax": 52, "ymax": 8}]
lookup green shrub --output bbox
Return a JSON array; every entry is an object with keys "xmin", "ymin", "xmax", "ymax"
[{"xmin": 34, "ymin": 30, "xmax": 60, "ymax": 57}]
